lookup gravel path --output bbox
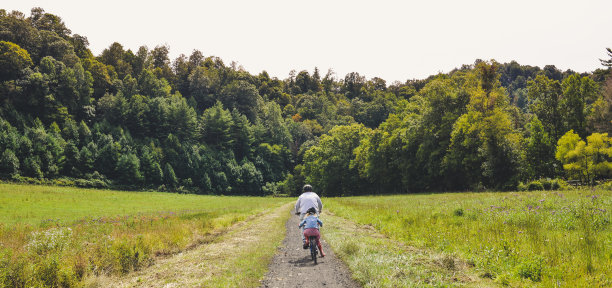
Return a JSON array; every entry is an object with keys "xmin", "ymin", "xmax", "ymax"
[{"xmin": 260, "ymin": 213, "xmax": 361, "ymax": 288}]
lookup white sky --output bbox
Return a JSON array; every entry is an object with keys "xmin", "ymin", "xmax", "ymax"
[{"xmin": 3, "ymin": 0, "xmax": 612, "ymax": 83}]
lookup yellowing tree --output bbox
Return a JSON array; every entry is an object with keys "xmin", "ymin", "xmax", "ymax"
[{"xmin": 556, "ymin": 130, "xmax": 612, "ymax": 185}]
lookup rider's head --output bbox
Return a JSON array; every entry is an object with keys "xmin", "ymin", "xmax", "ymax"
[
  {"xmin": 306, "ymin": 207, "xmax": 317, "ymax": 215},
  {"xmin": 303, "ymin": 184, "xmax": 313, "ymax": 192}
]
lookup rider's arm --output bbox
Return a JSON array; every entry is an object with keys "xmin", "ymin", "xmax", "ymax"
[
  {"xmin": 295, "ymin": 197, "xmax": 301, "ymax": 214},
  {"xmin": 298, "ymin": 219, "xmax": 306, "ymax": 228},
  {"xmin": 317, "ymin": 218, "xmax": 323, "ymax": 227}
]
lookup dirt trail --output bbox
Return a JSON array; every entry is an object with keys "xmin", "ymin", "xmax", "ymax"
[{"xmin": 260, "ymin": 213, "xmax": 361, "ymax": 288}]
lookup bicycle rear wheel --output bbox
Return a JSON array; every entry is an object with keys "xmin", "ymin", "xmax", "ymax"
[{"xmin": 309, "ymin": 236, "xmax": 318, "ymax": 264}]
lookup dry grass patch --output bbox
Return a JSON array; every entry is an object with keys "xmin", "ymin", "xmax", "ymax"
[{"xmin": 104, "ymin": 203, "xmax": 292, "ymax": 288}]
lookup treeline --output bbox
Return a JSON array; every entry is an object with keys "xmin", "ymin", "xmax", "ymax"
[
  {"xmin": 0, "ymin": 8, "xmax": 611, "ymax": 195},
  {"xmin": 303, "ymin": 62, "xmax": 612, "ymax": 195}
]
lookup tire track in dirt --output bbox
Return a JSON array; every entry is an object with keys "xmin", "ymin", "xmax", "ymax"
[{"xmin": 260, "ymin": 213, "xmax": 361, "ymax": 288}]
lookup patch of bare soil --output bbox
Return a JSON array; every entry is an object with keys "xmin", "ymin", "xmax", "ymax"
[{"xmin": 260, "ymin": 214, "xmax": 361, "ymax": 288}]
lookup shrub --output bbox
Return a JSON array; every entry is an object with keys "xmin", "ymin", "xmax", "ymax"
[
  {"xmin": 37, "ymin": 256, "xmax": 60, "ymax": 287},
  {"xmin": 262, "ymin": 181, "xmax": 283, "ymax": 196},
  {"xmin": 111, "ymin": 237, "xmax": 151, "ymax": 274},
  {"xmin": 595, "ymin": 181, "xmax": 612, "ymax": 191},
  {"xmin": 453, "ymin": 208, "xmax": 464, "ymax": 216},
  {"xmin": 74, "ymin": 178, "xmax": 108, "ymax": 189},
  {"xmin": 26, "ymin": 227, "xmax": 73, "ymax": 254},
  {"xmin": 516, "ymin": 256, "xmax": 543, "ymax": 282},
  {"xmin": 551, "ymin": 179, "xmax": 570, "ymax": 190},
  {"xmin": 0, "ymin": 252, "xmax": 31, "ymax": 288},
  {"xmin": 527, "ymin": 181, "xmax": 544, "ymax": 191}
]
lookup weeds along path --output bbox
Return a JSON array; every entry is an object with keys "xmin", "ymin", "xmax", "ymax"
[
  {"xmin": 102, "ymin": 202, "xmax": 293, "ymax": 288},
  {"xmin": 260, "ymin": 212, "xmax": 361, "ymax": 288},
  {"xmin": 321, "ymin": 211, "xmax": 494, "ymax": 287}
]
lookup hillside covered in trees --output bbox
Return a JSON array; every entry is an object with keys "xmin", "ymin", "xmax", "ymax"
[{"xmin": 0, "ymin": 8, "xmax": 611, "ymax": 196}]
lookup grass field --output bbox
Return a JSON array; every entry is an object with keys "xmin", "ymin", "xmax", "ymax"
[
  {"xmin": 326, "ymin": 189, "xmax": 612, "ymax": 287},
  {"xmin": 0, "ymin": 184, "xmax": 290, "ymax": 287}
]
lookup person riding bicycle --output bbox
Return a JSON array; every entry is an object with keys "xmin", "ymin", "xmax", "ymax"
[
  {"xmin": 294, "ymin": 184, "xmax": 323, "ymax": 246},
  {"xmin": 298, "ymin": 207, "xmax": 325, "ymax": 257}
]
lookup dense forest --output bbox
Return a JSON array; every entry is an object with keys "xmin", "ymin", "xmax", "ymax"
[{"xmin": 0, "ymin": 8, "xmax": 611, "ymax": 196}]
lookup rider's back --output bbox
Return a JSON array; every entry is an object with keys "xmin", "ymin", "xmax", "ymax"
[{"xmin": 295, "ymin": 192, "xmax": 322, "ymax": 215}]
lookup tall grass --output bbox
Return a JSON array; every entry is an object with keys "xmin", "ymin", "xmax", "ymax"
[
  {"xmin": 0, "ymin": 184, "xmax": 289, "ymax": 287},
  {"xmin": 326, "ymin": 189, "xmax": 611, "ymax": 287}
]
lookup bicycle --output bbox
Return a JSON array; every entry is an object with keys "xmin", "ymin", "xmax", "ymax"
[{"xmin": 308, "ymin": 235, "xmax": 318, "ymax": 264}]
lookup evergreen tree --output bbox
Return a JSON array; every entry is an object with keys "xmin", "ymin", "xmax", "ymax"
[
  {"xmin": 115, "ymin": 153, "xmax": 143, "ymax": 184},
  {"xmin": 164, "ymin": 163, "xmax": 178, "ymax": 189}
]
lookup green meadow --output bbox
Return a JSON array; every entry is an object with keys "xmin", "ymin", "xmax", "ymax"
[
  {"xmin": 0, "ymin": 184, "xmax": 289, "ymax": 287},
  {"xmin": 0, "ymin": 183, "xmax": 285, "ymax": 226},
  {"xmin": 2, "ymin": 183, "xmax": 611, "ymax": 287},
  {"xmin": 326, "ymin": 189, "xmax": 612, "ymax": 287}
]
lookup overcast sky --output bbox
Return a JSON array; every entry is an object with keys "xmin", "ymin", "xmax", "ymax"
[{"xmin": 3, "ymin": 0, "xmax": 612, "ymax": 83}]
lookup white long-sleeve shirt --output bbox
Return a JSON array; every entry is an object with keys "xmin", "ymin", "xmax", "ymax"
[{"xmin": 294, "ymin": 192, "xmax": 323, "ymax": 215}]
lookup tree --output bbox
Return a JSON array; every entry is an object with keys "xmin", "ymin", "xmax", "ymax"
[
  {"xmin": 79, "ymin": 145, "xmax": 95, "ymax": 173},
  {"xmin": 600, "ymin": 47, "xmax": 612, "ymax": 67},
  {"xmin": 63, "ymin": 141, "xmax": 80, "ymax": 176},
  {"xmin": 294, "ymin": 70, "xmax": 312, "ymax": 94},
  {"xmin": 586, "ymin": 133, "xmax": 612, "ymax": 180},
  {"xmin": 115, "ymin": 153, "xmax": 143, "ymax": 184},
  {"xmin": 234, "ymin": 160, "xmax": 263, "ymax": 195},
  {"xmin": 141, "ymin": 148, "xmax": 163, "ymax": 185},
  {"xmin": 164, "ymin": 163, "xmax": 178, "ymax": 188},
  {"xmin": 527, "ymin": 75, "xmax": 563, "ymax": 140},
  {"xmin": 258, "ymin": 101, "xmax": 291, "ymax": 147},
  {"xmin": 444, "ymin": 62, "xmax": 522, "ymax": 190},
  {"xmin": 230, "ymin": 109, "xmax": 254, "ymax": 160},
  {"xmin": 151, "ymin": 45, "xmax": 173, "ymax": 82},
  {"xmin": 199, "ymin": 102, "xmax": 234, "ymax": 149},
  {"xmin": 343, "ymin": 72, "xmax": 365, "ymax": 99},
  {"xmin": 188, "ymin": 66, "xmax": 219, "ymax": 110},
  {"xmin": 525, "ymin": 116, "xmax": 557, "ymax": 179},
  {"xmin": 556, "ymin": 131, "xmax": 612, "ymax": 185},
  {"xmin": 138, "ymin": 69, "xmax": 171, "ymax": 98},
  {"xmin": 587, "ymin": 73, "xmax": 612, "ymax": 134},
  {"xmin": 83, "ymin": 58, "xmax": 112, "ymax": 98},
  {"xmin": 96, "ymin": 137, "xmax": 121, "ymax": 178},
  {"xmin": 0, "ymin": 41, "xmax": 32, "ymax": 81},
  {"xmin": 219, "ymin": 80, "xmax": 261, "ymax": 122},
  {"xmin": 0, "ymin": 149, "xmax": 19, "ymax": 177},
  {"xmin": 303, "ymin": 124, "xmax": 372, "ymax": 196},
  {"xmin": 23, "ymin": 156, "xmax": 43, "ymax": 178},
  {"xmin": 561, "ymin": 74, "xmax": 598, "ymax": 138}
]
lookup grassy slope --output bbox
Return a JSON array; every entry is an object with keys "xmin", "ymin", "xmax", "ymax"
[
  {"xmin": 325, "ymin": 189, "xmax": 611, "ymax": 287},
  {"xmin": 0, "ymin": 184, "xmax": 290, "ymax": 287}
]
